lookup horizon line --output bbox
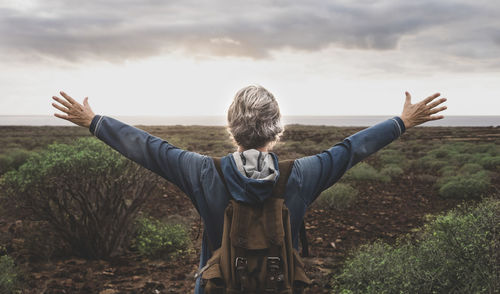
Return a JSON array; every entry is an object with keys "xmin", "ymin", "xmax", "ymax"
[{"xmin": 1, "ymin": 114, "xmax": 499, "ymax": 117}]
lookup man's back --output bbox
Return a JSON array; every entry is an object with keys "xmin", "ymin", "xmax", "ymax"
[{"xmin": 87, "ymin": 114, "xmax": 405, "ymax": 293}]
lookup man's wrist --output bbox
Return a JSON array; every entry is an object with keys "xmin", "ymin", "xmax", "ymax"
[
  {"xmin": 89, "ymin": 115, "xmax": 102, "ymax": 135},
  {"xmin": 391, "ymin": 116, "xmax": 407, "ymax": 136},
  {"xmin": 400, "ymin": 116, "xmax": 412, "ymax": 129},
  {"xmin": 84, "ymin": 115, "xmax": 95, "ymax": 128}
]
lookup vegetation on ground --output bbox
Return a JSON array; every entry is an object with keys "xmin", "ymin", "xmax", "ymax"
[
  {"xmin": 378, "ymin": 149, "xmax": 408, "ymax": 169},
  {"xmin": 410, "ymin": 142, "xmax": 499, "ymax": 199},
  {"xmin": 0, "ymin": 125, "xmax": 498, "ymax": 293},
  {"xmin": 0, "ymin": 137, "xmax": 161, "ymax": 259},
  {"xmin": 316, "ymin": 183, "xmax": 359, "ymax": 210},
  {"xmin": 332, "ymin": 197, "xmax": 500, "ymax": 294},
  {"xmin": 413, "ymin": 142, "xmax": 499, "ymax": 172},
  {"xmin": 0, "ymin": 255, "xmax": 20, "ymax": 294},
  {"xmin": 0, "ymin": 148, "xmax": 33, "ymax": 176},
  {"xmin": 343, "ymin": 162, "xmax": 390, "ymax": 182},
  {"xmin": 437, "ymin": 170, "xmax": 491, "ymax": 199},
  {"xmin": 132, "ymin": 216, "xmax": 191, "ymax": 260},
  {"xmin": 380, "ymin": 164, "xmax": 404, "ymax": 179}
]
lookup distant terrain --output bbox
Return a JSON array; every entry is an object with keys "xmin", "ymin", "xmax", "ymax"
[{"xmin": 0, "ymin": 124, "xmax": 498, "ymax": 293}]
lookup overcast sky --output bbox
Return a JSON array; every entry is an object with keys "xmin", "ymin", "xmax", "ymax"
[{"xmin": 1, "ymin": 0, "xmax": 499, "ymax": 117}]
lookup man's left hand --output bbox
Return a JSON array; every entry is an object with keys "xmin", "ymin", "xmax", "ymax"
[{"xmin": 400, "ymin": 91, "xmax": 447, "ymax": 129}]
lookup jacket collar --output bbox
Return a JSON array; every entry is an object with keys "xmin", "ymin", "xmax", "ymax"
[{"xmin": 220, "ymin": 152, "xmax": 280, "ymax": 204}]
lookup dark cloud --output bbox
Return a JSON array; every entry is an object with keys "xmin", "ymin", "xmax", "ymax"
[{"xmin": 0, "ymin": 0, "xmax": 499, "ymax": 66}]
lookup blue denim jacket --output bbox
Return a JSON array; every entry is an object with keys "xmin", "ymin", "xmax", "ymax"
[{"xmin": 89, "ymin": 115, "xmax": 405, "ymax": 293}]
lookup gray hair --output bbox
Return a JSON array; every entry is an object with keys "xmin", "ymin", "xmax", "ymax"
[{"xmin": 227, "ymin": 85, "xmax": 283, "ymax": 150}]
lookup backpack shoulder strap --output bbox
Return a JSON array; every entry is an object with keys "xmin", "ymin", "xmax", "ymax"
[
  {"xmin": 212, "ymin": 157, "xmax": 229, "ymax": 192},
  {"xmin": 212, "ymin": 157, "xmax": 223, "ymax": 179},
  {"xmin": 272, "ymin": 159, "xmax": 295, "ymax": 198}
]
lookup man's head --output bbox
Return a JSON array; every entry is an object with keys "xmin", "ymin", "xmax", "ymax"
[{"xmin": 227, "ymin": 85, "xmax": 283, "ymax": 151}]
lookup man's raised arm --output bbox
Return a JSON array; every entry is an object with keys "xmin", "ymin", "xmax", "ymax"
[
  {"xmin": 295, "ymin": 91, "xmax": 447, "ymax": 206},
  {"xmin": 51, "ymin": 91, "xmax": 207, "ymax": 202}
]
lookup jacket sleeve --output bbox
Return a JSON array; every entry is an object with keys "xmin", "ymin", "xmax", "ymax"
[
  {"xmin": 89, "ymin": 115, "xmax": 206, "ymax": 208},
  {"xmin": 295, "ymin": 116, "xmax": 406, "ymax": 206}
]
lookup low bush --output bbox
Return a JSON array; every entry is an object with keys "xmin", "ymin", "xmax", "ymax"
[
  {"xmin": 316, "ymin": 183, "xmax": 359, "ymax": 210},
  {"xmin": 0, "ymin": 255, "xmax": 19, "ymax": 294},
  {"xmin": 479, "ymin": 155, "xmax": 500, "ymax": 171},
  {"xmin": 412, "ymin": 142, "xmax": 497, "ymax": 199},
  {"xmin": 332, "ymin": 197, "xmax": 500, "ymax": 293},
  {"xmin": 380, "ymin": 164, "xmax": 404, "ymax": 179},
  {"xmin": 378, "ymin": 149, "xmax": 408, "ymax": 169},
  {"xmin": 344, "ymin": 162, "xmax": 390, "ymax": 182},
  {"xmin": 438, "ymin": 165, "xmax": 457, "ymax": 177},
  {"xmin": 458, "ymin": 163, "xmax": 484, "ymax": 175},
  {"xmin": 0, "ymin": 148, "xmax": 33, "ymax": 175},
  {"xmin": 0, "ymin": 138, "xmax": 161, "ymax": 259},
  {"xmin": 132, "ymin": 216, "xmax": 191, "ymax": 260},
  {"xmin": 438, "ymin": 171, "xmax": 491, "ymax": 199},
  {"xmin": 412, "ymin": 154, "xmax": 448, "ymax": 171},
  {"xmin": 413, "ymin": 142, "xmax": 500, "ymax": 173}
]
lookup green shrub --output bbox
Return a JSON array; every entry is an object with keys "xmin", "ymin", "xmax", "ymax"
[
  {"xmin": 414, "ymin": 174, "xmax": 437, "ymax": 184},
  {"xmin": 380, "ymin": 164, "xmax": 404, "ymax": 179},
  {"xmin": 316, "ymin": 183, "xmax": 359, "ymax": 210},
  {"xmin": 412, "ymin": 154, "xmax": 448, "ymax": 171},
  {"xmin": 438, "ymin": 171, "xmax": 491, "ymax": 199},
  {"xmin": 0, "ymin": 255, "xmax": 19, "ymax": 294},
  {"xmin": 411, "ymin": 141, "xmax": 498, "ymax": 199},
  {"xmin": 466, "ymin": 142, "xmax": 499, "ymax": 156},
  {"xmin": 333, "ymin": 198, "xmax": 500, "ymax": 293},
  {"xmin": 133, "ymin": 216, "xmax": 191, "ymax": 259},
  {"xmin": 479, "ymin": 155, "xmax": 500, "ymax": 171},
  {"xmin": 458, "ymin": 163, "xmax": 484, "ymax": 175},
  {"xmin": 378, "ymin": 149, "xmax": 408, "ymax": 169},
  {"xmin": 0, "ymin": 138, "xmax": 161, "ymax": 259},
  {"xmin": 413, "ymin": 142, "xmax": 500, "ymax": 173},
  {"xmin": 438, "ymin": 165, "xmax": 457, "ymax": 177},
  {"xmin": 344, "ymin": 162, "xmax": 390, "ymax": 182},
  {"xmin": 333, "ymin": 241, "xmax": 416, "ymax": 294},
  {"xmin": 0, "ymin": 148, "xmax": 33, "ymax": 175}
]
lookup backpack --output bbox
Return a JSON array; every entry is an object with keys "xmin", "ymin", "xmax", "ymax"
[{"xmin": 196, "ymin": 157, "xmax": 311, "ymax": 294}]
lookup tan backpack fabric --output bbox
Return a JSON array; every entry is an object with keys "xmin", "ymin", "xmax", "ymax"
[{"xmin": 197, "ymin": 158, "xmax": 311, "ymax": 294}]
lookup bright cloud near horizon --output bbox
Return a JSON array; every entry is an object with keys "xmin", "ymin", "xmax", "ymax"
[{"xmin": 1, "ymin": 0, "xmax": 499, "ymax": 117}]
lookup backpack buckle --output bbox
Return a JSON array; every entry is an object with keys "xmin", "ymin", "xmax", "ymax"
[
  {"xmin": 266, "ymin": 256, "xmax": 283, "ymax": 291},
  {"xmin": 235, "ymin": 257, "xmax": 249, "ymax": 291},
  {"xmin": 267, "ymin": 256, "xmax": 280, "ymax": 271},
  {"xmin": 194, "ymin": 262, "xmax": 211, "ymax": 279},
  {"xmin": 235, "ymin": 257, "xmax": 247, "ymax": 269}
]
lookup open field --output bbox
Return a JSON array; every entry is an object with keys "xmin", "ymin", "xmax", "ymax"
[{"xmin": 0, "ymin": 124, "xmax": 499, "ymax": 293}]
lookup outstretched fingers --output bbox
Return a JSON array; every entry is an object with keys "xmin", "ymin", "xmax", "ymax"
[
  {"xmin": 427, "ymin": 97, "xmax": 447, "ymax": 109},
  {"xmin": 422, "ymin": 93, "xmax": 441, "ymax": 105},
  {"xmin": 429, "ymin": 105, "xmax": 447, "ymax": 115},
  {"xmin": 52, "ymin": 96, "xmax": 72, "ymax": 109},
  {"xmin": 428, "ymin": 114, "xmax": 445, "ymax": 121},
  {"xmin": 52, "ymin": 101, "xmax": 69, "ymax": 113},
  {"xmin": 54, "ymin": 113, "xmax": 70, "ymax": 120},
  {"xmin": 60, "ymin": 91, "xmax": 78, "ymax": 105}
]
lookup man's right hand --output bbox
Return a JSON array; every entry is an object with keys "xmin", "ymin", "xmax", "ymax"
[{"xmin": 52, "ymin": 91, "xmax": 96, "ymax": 128}]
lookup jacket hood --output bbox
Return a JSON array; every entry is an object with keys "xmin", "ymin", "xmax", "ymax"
[{"xmin": 220, "ymin": 150, "xmax": 280, "ymax": 204}]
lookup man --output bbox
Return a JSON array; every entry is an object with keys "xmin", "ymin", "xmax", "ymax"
[{"xmin": 51, "ymin": 85, "xmax": 447, "ymax": 293}]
